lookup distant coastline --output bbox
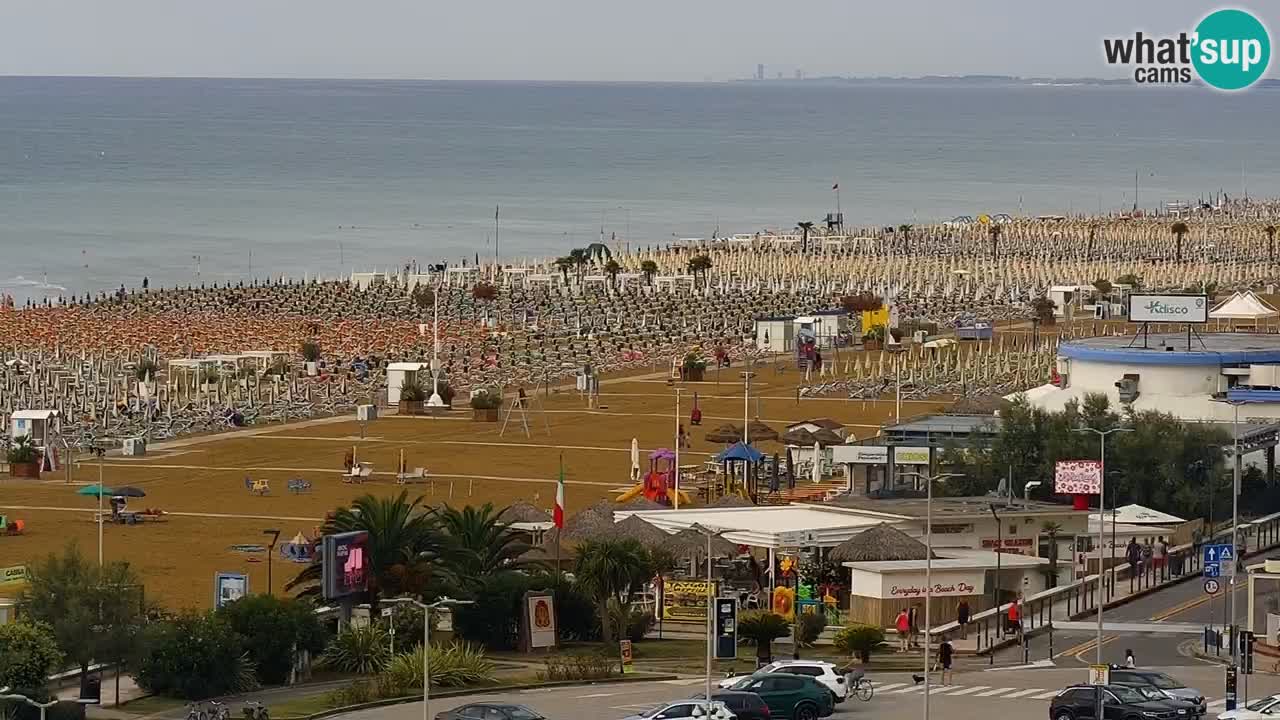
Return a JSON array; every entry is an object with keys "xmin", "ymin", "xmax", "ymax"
[{"xmin": 730, "ymin": 73, "xmax": 1280, "ymax": 89}]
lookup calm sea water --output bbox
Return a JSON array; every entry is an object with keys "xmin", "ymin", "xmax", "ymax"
[{"xmin": 2, "ymin": 77, "xmax": 1278, "ymax": 302}]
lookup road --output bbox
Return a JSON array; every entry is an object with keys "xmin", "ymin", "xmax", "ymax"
[{"xmin": 339, "ymin": 664, "xmax": 1280, "ymax": 720}]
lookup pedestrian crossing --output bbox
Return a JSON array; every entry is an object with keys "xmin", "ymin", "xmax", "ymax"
[{"xmin": 872, "ymin": 682, "xmax": 1061, "ymax": 701}]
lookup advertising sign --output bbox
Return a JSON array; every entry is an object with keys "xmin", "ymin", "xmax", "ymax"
[
  {"xmin": 714, "ymin": 597, "xmax": 738, "ymax": 660},
  {"xmin": 214, "ymin": 572, "xmax": 248, "ymax": 609},
  {"xmin": 619, "ymin": 640, "xmax": 634, "ymax": 674},
  {"xmin": 0, "ymin": 565, "xmax": 27, "ymax": 585},
  {"xmin": 322, "ymin": 530, "xmax": 370, "ymax": 600},
  {"xmin": 885, "ymin": 571, "xmax": 984, "ymax": 599},
  {"xmin": 893, "ymin": 446, "xmax": 930, "ymax": 465},
  {"xmin": 526, "ymin": 592, "xmax": 558, "ymax": 649},
  {"xmin": 1055, "ymin": 460, "xmax": 1102, "ymax": 495},
  {"xmin": 831, "ymin": 445, "xmax": 889, "ymax": 464},
  {"xmin": 661, "ymin": 579, "xmax": 716, "ymax": 620},
  {"xmin": 980, "ymin": 537, "xmax": 1036, "ymax": 554},
  {"xmin": 1128, "ymin": 294, "xmax": 1208, "ymax": 323}
]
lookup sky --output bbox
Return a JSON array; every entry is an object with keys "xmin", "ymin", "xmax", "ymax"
[{"xmin": 1, "ymin": 1, "xmax": 1276, "ymax": 81}]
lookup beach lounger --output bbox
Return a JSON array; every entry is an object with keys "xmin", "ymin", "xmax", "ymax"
[{"xmin": 395, "ymin": 467, "xmax": 428, "ymax": 484}]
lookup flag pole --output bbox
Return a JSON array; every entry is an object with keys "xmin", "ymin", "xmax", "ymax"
[
  {"xmin": 494, "ymin": 205, "xmax": 500, "ymax": 271},
  {"xmin": 555, "ymin": 452, "xmax": 564, "ymax": 577}
]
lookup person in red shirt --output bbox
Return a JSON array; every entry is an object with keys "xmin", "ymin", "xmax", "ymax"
[{"xmin": 895, "ymin": 608, "xmax": 910, "ymax": 652}]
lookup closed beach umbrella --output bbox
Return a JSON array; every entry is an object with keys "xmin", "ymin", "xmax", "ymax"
[
  {"xmin": 812, "ymin": 441, "xmax": 822, "ymax": 483},
  {"xmin": 76, "ymin": 484, "xmax": 114, "ymax": 497},
  {"xmin": 114, "ymin": 486, "xmax": 147, "ymax": 498},
  {"xmin": 630, "ymin": 438, "xmax": 641, "ymax": 482}
]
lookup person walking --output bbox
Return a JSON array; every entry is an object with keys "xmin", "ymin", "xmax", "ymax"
[
  {"xmin": 1125, "ymin": 648, "xmax": 1137, "ymax": 668},
  {"xmin": 895, "ymin": 608, "xmax": 910, "ymax": 653},
  {"xmin": 1006, "ymin": 595, "xmax": 1021, "ymax": 636},
  {"xmin": 935, "ymin": 636, "xmax": 954, "ymax": 686},
  {"xmin": 1155, "ymin": 536, "xmax": 1168, "ymax": 578},
  {"xmin": 1126, "ymin": 537, "xmax": 1141, "ymax": 586},
  {"xmin": 956, "ymin": 599, "xmax": 971, "ymax": 640}
]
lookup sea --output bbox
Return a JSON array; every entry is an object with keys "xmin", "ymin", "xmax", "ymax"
[{"xmin": 2, "ymin": 76, "xmax": 1279, "ymax": 304}]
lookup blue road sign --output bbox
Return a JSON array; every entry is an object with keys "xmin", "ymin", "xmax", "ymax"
[
  {"xmin": 1204, "ymin": 564, "xmax": 1221, "ymax": 578},
  {"xmin": 1204, "ymin": 543, "xmax": 1233, "ymax": 567}
]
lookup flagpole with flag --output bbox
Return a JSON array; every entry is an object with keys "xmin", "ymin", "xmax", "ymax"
[
  {"xmin": 832, "ymin": 180, "xmax": 841, "ymax": 218},
  {"xmin": 494, "ymin": 205, "xmax": 500, "ymax": 270},
  {"xmin": 554, "ymin": 453, "xmax": 565, "ymax": 574}
]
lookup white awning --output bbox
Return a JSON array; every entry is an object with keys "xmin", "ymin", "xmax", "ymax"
[
  {"xmin": 1210, "ymin": 291, "xmax": 1278, "ymax": 320},
  {"xmin": 1090, "ymin": 503, "xmax": 1185, "ymax": 525}
]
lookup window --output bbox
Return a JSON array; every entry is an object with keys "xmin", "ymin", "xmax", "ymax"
[
  {"xmin": 658, "ymin": 704, "xmax": 695, "ymax": 718},
  {"xmin": 775, "ymin": 677, "xmax": 805, "ymax": 691},
  {"xmin": 459, "ymin": 708, "xmax": 485, "ymax": 719},
  {"xmin": 1110, "ymin": 672, "xmax": 1135, "ymax": 684},
  {"xmin": 785, "ymin": 666, "xmax": 823, "ymax": 677},
  {"xmin": 507, "ymin": 710, "xmax": 541, "ymax": 720},
  {"xmin": 482, "ymin": 710, "xmax": 505, "ymax": 720},
  {"xmin": 1110, "ymin": 687, "xmax": 1147, "ymax": 704}
]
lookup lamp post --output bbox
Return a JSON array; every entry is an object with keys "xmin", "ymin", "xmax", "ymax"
[
  {"xmin": 675, "ymin": 387, "xmax": 683, "ymax": 510},
  {"xmin": 740, "ymin": 367, "xmax": 756, "ymax": 494},
  {"xmin": 383, "ymin": 596, "xmax": 475, "ymax": 720},
  {"xmin": 1073, "ymin": 425, "xmax": 1132, "ymax": 719},
  {"xmin": 93, "ymin": 445, "xmax": 106, "ymax": 566},
  {"xmin": 1212, "ymin": 398, "xmax": 1246, "ymax": 673},
  {"xmin": 262, "ymin": 529, "xmax": 281, "ymax": 596},
  {"xmin": 903, "ymin": 471, "xmax": 960, "ymax": 720},
  {"xmin": 427, "ymin": 283, "xmax": 445, "ymax": 408},
  {"xmin": 691, "ymin": 523, "xmax": 727, "ymax": 717}
]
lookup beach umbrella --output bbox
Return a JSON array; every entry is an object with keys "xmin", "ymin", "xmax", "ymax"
[
  {"xmin": 668, "ymin": 527, "xmax": 740, "ymax": 558},
  {"xmin": 114, "ymin": 486, "xmax": 147, "ymax": 498},
  {"xmin": 608, "ymin": 515, "xmax": 670, "ymax": 547},
  {"xmin": 781, "ymin": 427, "xmax": 817, "ymax": 447},
  {"xmin": 745, "ymin": 420, "xmax": 779, "ymax": 443},
  {"xmin": 499, "ymin": 500, "xmax": 552, "ymax": 524},
  {"xmin": 704, "ymin": 423, "xmax": 743, "ymax": 444},
  {"xmin": 630, "ymin": 438, "xmax": 641, "ymax": 482},
  {"xmin": 811, "ymin": 441, "xmax": 823, "ymax": 483},
  {"xmin": 829, "ymin": 523, "xmax": 937, "ymax": 562},
  {"xmin": 76, "ymin": 484, "xmax": 114, "ymax": 497}
]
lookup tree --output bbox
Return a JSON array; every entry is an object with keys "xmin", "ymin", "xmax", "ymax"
[
  {"xmin": 898, "ymin": 224, "xmax": 913, "ymax": 235},
  {"xmin": 134, "ymin": 612, "xmax": 256, "ymax": 700},
  {"xmin": 1091, "ymin": 278, "xmax": 1113, "ymax": 300},
  {"xmin": 437, "ymin": 503, "xmax": 532, "ymax": 590},
  {"xmin": 603, "ymin": 260, "xmax": 622, "ymax": 288},
  {"xmin": 1266, "ymin": 225, "xmax": 1277, "ymax": 263},
  {"xmin": 640, "ymin": 260, "xmax": 658, "ymax": 286},
  {"xmin": 1114, "ymin": 273, "xmax": 1143, "ymax": 289},
  {"xmin": 569, "ymin": 248, "xmax": 589, "ymax": 279},
  {"xmin": 218, "ymin": 595, "xmax": 328, "ymax": 685},
  {"xmin": 411, "ymin": 284, "xmax": 434, "ymax": 310},
  {"xmin": 833, "ymin": 624, "xmax": 884, "ymax": 663},
  {"xmin": 687, "ymin": 255, "xmax": 713, "ymax": 286},
  {"xmin": 797, "ymin": 221, "xmax": 814, "ymax": 252},
  {"xmin": 0, "ymin": 621, "xmax": 62, "ymax": 698},
  {"xmin": 989, "ymin": 223, "xmax": 1002, "ymax": 258},
  {"xmin": 1171, "ymin": 221, "xmax": 1189, "ymax": 262},
  {"xmin": 287, "ymin": 491, "xmax": 444, "ymax": 605},
  {"xmin": 737, "ymin": 611, "xmax": 791, "ymax": 665},
  {"xmin": 1031, "ymin": 295, "xmax": 1056, "ymax": 324},
  {"xmin": 572, "ymin": 538, "xmax": 652, "ymax": 644},
  {"xmin": 554, "ymin": 256, "xmax": 574, "ymax": 284}
]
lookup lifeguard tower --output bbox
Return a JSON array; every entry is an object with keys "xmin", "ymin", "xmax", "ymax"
[{"xmin": 9, "ymin": 409, "xmax": 59, "ymax": 448}]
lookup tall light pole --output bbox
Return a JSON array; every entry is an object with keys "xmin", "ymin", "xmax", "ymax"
[
  {"xmin": 903, "ymin": 471, "xmax": 960, "ymax": 720},
  {"xmin": 692, "ymin": 523, "xmax": 726, "ymax": 717},
  {"xmin": 1073, "ymin": 424, "xmax": 1132, "ymax": 719},
  {"xmin": 384, "ymin": 596, "xmax": 475, "ymax": 720},
  {"xmin": 93, "ymin": 445, "xmax": 107, "ymax": 566},
  {"xmin": 674, "ymin": 387, "xmax": 683, "ymax": 510},
  {"xmin": 262, "ymin": 529, "xmax": 281, "ymax": 596},
  {"xmin": 741, "ymin": 367, "xmax": 756, "ymax": 494},
  {"xmin": 1213, "ymin": 398, "xmax": 1246, "ymax": 672},
  {"xmin": 427, "ymin": 283, "xmax": 444, "ymax": 408}
]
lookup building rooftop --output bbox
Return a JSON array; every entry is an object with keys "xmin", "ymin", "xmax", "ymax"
[
  {"xmin": 1061, "ymin": 332, "xmax": 1280, "ymax": 365},
  {"xmin": 817, "ymin": 496, "xmax": 1083, "ymax": 520}
]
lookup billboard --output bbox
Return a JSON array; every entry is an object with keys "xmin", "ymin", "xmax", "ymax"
[
  {"xmin": 894, "ymin": 446, "xmax": 931, "ymax": 465},
  {"xmin": 322, "ymin": 531, "xmax": 370, "ymax": 600},
  {"xmin": 831, "ymin": 445, "xmax": 889, "ymax": 464},
  {"xmin": 214, "ymin": 572, "xmax": 248, "ymax": 609},
  {"xmin": 1128, "ymin": 294, "xmax": 1208, "ymax": 323},
  {"xmin": 661, "ymin": 579, "xmax": 716, "ymax": 620},
  {"xmin": 1055, "ymin": 460, "xmax": 1102, "ymax": 494}
]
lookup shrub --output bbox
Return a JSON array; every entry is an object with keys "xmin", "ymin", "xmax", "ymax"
[
  {"xmin": 217, "ymin": 594, "xmax": 328, "ymax": 685},
  {"xmin": 833, "ymin": 624, "xmax": 885, "ymax": 662},
  {"xmin": 321, "ymin": 625, "xmax": 391, "ymax": 675},
  {"xmin": 6, "ymin": 435, "xmax": 38, "ymax": 464},
  {"xmin": 400, "ymin": 378, "xmax": 427, "ymax": 402},
  {"xmin": 380, "ymin": 642, "xmax": 495, "ymax": 690},
  {"xmin": 535, "ymin": 652, "xmax": 618, "ymax": 682},
  {"xmin": 0, "ymin": 620, "xmax": 62, "ymax": 697},
  {"xmin": 133, "ymin": 612, "xmax": 258, "ymax": 699},
  {"xmin": 469, "ymin": 387, "xmax": 504, "ymax": 410},
  {"xmin": 300, "ymin": 340, "xmax": 322, "ymax": 363},
  {"xmin": 682, "ymin": 353, "xmax": 707, "ymax": 371},
  {"xmin": 608, "ymin": 601, "xmax": 655, "ymax": 643},
  {"xmin": 794, "ymin": 610, "xmax": 827, "ymax": 648},
  {"xmin": 323, "ymin": 680, "xmax": 375, "ymax": 708},
  {"xmin": 737, "ymin": 612, "xmax": 791, "ymax": 663}
]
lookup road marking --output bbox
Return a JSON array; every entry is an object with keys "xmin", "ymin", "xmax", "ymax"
[
  {"xmin": 927, "ymin": 685, "xmax": 958, "ymax": 694},
  {"xmin": 660, "ymin": 679, "xmax": 708, "ymax": 686},
  {"xmin": 1002, "ymin": 689, "xmax": 1046, "ymax": 699},
  {"xmin": 874, "ymin": 683, "xmax": 908, "ymax": 692},
  {"xmin": 944, "ymin": 686, "xmax": 989, "ymax": 696},
  {"xmin": 575, "ymin": 692, "xmax": 616, "ymax": 698},
  {"xmin": 974, "ymin": 687, "xmax": 1017, "ymax": 697},
  {"xmin": 887, "ymin": 684, "xmax": 925, "ymax": 694},
  {"xmin": 1032, "ymin": 690, "xmax": 1063, "ymax": 699}
]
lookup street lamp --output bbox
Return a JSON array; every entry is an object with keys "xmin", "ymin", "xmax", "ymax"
[
  {"xmin": 1212, "ymin": 397, "xmax": 1246, "ymax": 674},
  {"xmin": 263, "ymin": 529, "xmax": 281, "ymax": 596},
  {"xmin": 426, "ymin": 284, "xmax": 445, "ymax": 408},
  {"xmin": 691, "ymin": 523, "xmax": 727, "ymax": 717},
  {"xmin": 902, "ymin": 471, "xmax": 960, "ymax": 720},
  {"xmin": 1073, "ymin": 424, "xmax": 1132, "ymax": 718},
  {"xmin": 383, "ymin": 596, "xmax": 476, "ymax": 720}
]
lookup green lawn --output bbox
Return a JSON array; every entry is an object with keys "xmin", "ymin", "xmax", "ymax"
[{"xmin": 270, "ymin": 694, "xmax": 344, "ymax": 719}]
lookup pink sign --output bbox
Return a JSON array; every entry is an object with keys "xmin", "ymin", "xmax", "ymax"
[{"xmin": 1055, "ymin": 460, "xmax": 1102, "ymax": 495}]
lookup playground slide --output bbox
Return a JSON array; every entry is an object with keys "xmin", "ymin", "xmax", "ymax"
[{"xmin": 613, "ymin": 483, "xmax": 692, "ymax": 506}]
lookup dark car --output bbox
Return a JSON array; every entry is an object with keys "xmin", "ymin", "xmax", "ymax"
[
  {"xmin": 689, "ymin": 691, "xmax": 771, "ymax": 720},
  {"xmin": 1120, "ymin": 685, "xmax": 1201, "ymax": 717},
  {"xmin": 434, "ymin": 704, "xmax": 545, "ymax": 720},
  {"xmin": 1109, "ymin": 668, "xmax": 1206, "ymax": 716},
  {"xmin": 1049, "ymin": 684, "xmax": 1185, "ymax": 720},
  {"xmin": 726, "ymin": 672, "xmax": 833, "ymax": 720}
]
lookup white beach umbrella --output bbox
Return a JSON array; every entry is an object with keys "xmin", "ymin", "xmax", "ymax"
[
  {"xmin": 812, "ymin": 440, "xmax": 822, "ymax": 484},
  {"xmin": 630, "ymin": 437, "xmax": 641, "ymax": 482}
]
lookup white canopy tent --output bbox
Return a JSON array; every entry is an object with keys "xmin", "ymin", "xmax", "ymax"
[
  {"xmin": 1209, "ymin": 290, "xmax": 1278, "ymax": 321},
  {"xmin": 1089, "ymin": 503, "xmax": 1185, "ymax": 526}
]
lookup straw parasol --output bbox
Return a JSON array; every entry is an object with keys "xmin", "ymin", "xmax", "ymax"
[
  {"xmin": 828, "ymin": 523, "xmax": 937, "ymax": 562},
  {"xmin": 705, "ymin": 423, "xmax": 743, "ymax": 444},
  {"xmin": 811, "ymin": 428, "xmax": 844, "ymax": 446},
  {"xmin": 561, "ymin": 500, "xmax": 617, "ymax": 541},
  {"xmin": 781, "ymin": 427, "xmax": 817, "ymax": 446},
  {"xmin": 948, "ymin": 395, "xmax": 1011, "ymax": 415},
  {"xmin": 617, "ymin": 497, "xmax": 666, "ymax": 511},
  {"xmin": 668, "ymin": 527, "xmax": 740, "ymax": 558},
  {"xmin": 499, "ymin": 500, "xmax": 552, "ymax": 524},
  {"xmin": 745, "ymin": 420, "xmax": 779, "ymax": 443},
  {"xmin": 608, "ymin": 515, "xmax": 671, "ymax": 546},
  {"xmin": 710, "ymin": 494, "xmax": 754, "ymax": 508}
]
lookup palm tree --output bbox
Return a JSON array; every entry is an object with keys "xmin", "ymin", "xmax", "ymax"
[
  {"xmin": 797, "ymin": 221, "xmax": 814, "ymax": 252},
  {"xmin": 569, "ymin": 248, "xmax": 589, "ymax": 280},
  {"xmin": 1040, "ymin": 521, "xmax": 1063, "ymax": 588},
  {"xmin": 897, "ymin": 223, "xmax": 912, "ymax": 235},
  {"xmin": 287, "ymin": 491, "xmax": 443, "ymax": 605},
  {"xmin": 554, "ymin": 257, "xmax": 574, "ymax": 284},
  {"xmin": 737, "ymin": 611, "xmax": 791, "ymax": 665},
  {"xmin": 437, "ymin": 503, "xmax": 532, "ymax": 589},
  {"xmin": 989, "ymin": 223, "xmax": 1002, "ymax": 258},
  {"xmin": 687, "ymin": 255, "xmax": 712, "ymax": 286},
  {"xmin": 603, "ymin": 260, "xmax": 622, "ymax": 289},
  {"xmin": 573, "ymin": 538, "xmax": 651, "ymax": 644},
  {"xmin": 1266, "ymin": 225, "xmax": 1277, "ymax": 263},
  {"xmin": 640, "ymin": 260, "xmax": 658, "ymax": 286},
  {"xmin": 1171, "ymin": 221, "xmax": 1189, "ymax": 262}
]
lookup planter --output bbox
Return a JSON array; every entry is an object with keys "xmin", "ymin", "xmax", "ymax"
[
  {"xmin": 399, "ymin": 400, "xmax": 424, "ymax": 416},
  {"xmin": 8, "ymin": 461, "xmax": 40, "ymax": 479},
  {"xmin": 682, "ymin": 366, "xmax": 705, "ymax": 382},
  {"xmin": 472, "ymin": 408, "xmax": 500, "ymax": 422},
  {"xmin": 862, "ymin": 340, "xmax": 882, "ymax": 351}
]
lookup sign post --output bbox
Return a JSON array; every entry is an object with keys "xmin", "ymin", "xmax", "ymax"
[{"xmin": 1089, "ymin": 663, "xmax": 1110, "ymax": 720}]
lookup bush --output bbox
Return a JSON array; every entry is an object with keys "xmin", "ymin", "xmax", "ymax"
[
  {"xmin": 0, "ymin": 620, "xmax": 62, "ymax": 697},
  {"xmin": 794, "ymin": 610, "xmax": 827, "ymax": 648},
  {"xmin": 133, "ymin": 612, "xmax": 258, "ymax": 699},
  {"xmin": 833, "ymin": 624, "xmax": 885, "ymax": 662},
  {"xmin": 321, "ymin": 625, "xmax": 391, "ymax": 675},
  {"xmin": 380, "ymin": 642, "xmax": 495, "ymax": 690},
  {"xmin": 682, "ymin": 353, "xmax": 707, "ymax": 371},
  {"xmin": 323, "ymin": 680, "xmax": 376, "ymax": 708},
  {"xmin": 453, "ymin": 573, "xmax": 600, "ymax": 650},
  {"xmin": 6, "ymin": 435, "xmax": 38, "ymax": 464},
  {"xmin": 217, "ymin": 595, "xmax": 328, "ymax": 685},
  {"xmin": 737, "ymin": 612, "xmax": 791, "ymax": 663},
  {"xmin": 300, "ymin": 340, "xmax": 322, "ymax": 363},
  {"xmin": 400, "ymin": 378, "xmax": 427, "ymax": 402},
  {"xmin": 469, "ymin": 387, "xmax": 504, "ymax": 410},
  {"xmin": 536, "ymin": 652, "xmax": 618, "ymax": 682},
  {"xmin": 608, "ymin": 601, "xmax": 655, "ymax": 643}
]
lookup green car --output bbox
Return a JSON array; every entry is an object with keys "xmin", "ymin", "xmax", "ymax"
[{"xmin": 726, "ymin": 672, "xmax": 835, "ymax": 720}]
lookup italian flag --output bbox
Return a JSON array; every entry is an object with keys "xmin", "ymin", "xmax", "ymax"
[{"xmin": 553, "ymin": 456, "xmax": 566, "ymax": 529}]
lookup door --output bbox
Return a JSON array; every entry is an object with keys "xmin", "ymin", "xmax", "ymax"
[
  {"xmin": 746, "ymin": 677, "xmax": 787, "ymax": 718},
  {"xmin": 1070, "ymin": 688, "xmax": 1100, "ymax": 720},
  {"xmin": 770, "ymin": 677, "xmax": 807, "ymax": 718}
]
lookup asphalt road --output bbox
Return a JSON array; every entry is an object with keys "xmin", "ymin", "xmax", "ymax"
[{"xmin": 339, "ymin": 665, "xmax": 1280, "ymax": 720}]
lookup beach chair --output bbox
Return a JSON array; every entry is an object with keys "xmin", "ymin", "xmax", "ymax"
[
  {"xmin": 287, "ymin": 478, "xmax": 312, "ymax": 494},
  {"xmin": 245, "ymin": 478, "xmax": 270, "ymax": 495},
  {"xmin": 344, "ymin": 462, "xmax": 373, "ymax": 484},
  {"xmin": 395, "ymin": 467, "xmax": 428, "ymax": 485}
]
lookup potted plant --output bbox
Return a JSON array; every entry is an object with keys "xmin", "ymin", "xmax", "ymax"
[
  {"xmin": 862, "ymin": 325, "xmax": 886, "ymax": 351},
  {"xmin": 469, "ymin": 387, "xmax": 504, "ymax": 422},
  {"xmin": 681, "ymin": 353, "xmax": 707, "ymax": 382},
  {"xmin": 7, "ymin": 434, "xmax": 40, "ymax": 479},
  {"xmin": 300, "ymin": 340, "xmax": 322, "ymax": 376},
  {"xmin": 399, "ymin": 378, "xmax": 426, "ymax": 416}
]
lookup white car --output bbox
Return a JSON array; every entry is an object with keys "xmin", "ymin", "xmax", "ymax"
[
  {"xmin": 620, "ymin": 700, "xmax": 734, "ymax": 720},
  {"xmin": 718, "ymin": 660, "xmax": 848, "ymax": 702},
  {"xmin": 1219, "ymin": 693, "xmax": 1280, "ymax": 719}
]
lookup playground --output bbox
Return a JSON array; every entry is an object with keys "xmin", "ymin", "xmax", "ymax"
[{"xmin": 0, "ymin": 360, "xmax": 953, "ymax": 609}]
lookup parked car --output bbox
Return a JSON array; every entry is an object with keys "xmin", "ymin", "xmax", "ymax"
[
  {"xmin": 724, "ymin": 672, "xmax": 834, "ymax": 720},
  {"xmin": 688, "ymin": 692, "xmax": 771, "ymax": 720},
  {"xmin": 1049, "ymin": 684, "xmax": 1185, "ymax": 720},
  {"xmin": 619, "ymin": 699, "xmax": 734, "ymax": 720},
  {"xmin": 1109, "ymin": 668, "xmax": 1206, "ymax": 716},
  {"xmin": 1123, "ymin": 685, "xmax": 1203, "ymax": 717},
  {"xmin": 719, "ymin": 660, "xmax": 847, "ymax": 702},
  {"xmin": 1217, "ymin": 693, "xmax": 1280, "ymax": 719},
  {"xmin": 435, "ymin": 704, "xmax": 546, "ymax": 720}
]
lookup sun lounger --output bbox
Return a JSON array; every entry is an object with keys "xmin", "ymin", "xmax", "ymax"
[{"xmin": 396, "ymin": 467, "xmax": 428, "ymax": 484}]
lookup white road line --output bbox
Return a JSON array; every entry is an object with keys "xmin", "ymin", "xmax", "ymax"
[
  {"xmin": 887, "ymin": 685, "xmax": 925, "ymax": 694},
  {"xmin": 945, "ymin": 686, "xmax": 989, "ymax": 696},
  {"xmin": 1032, "ymin": 691, "xmax": 1062, "ymax": 699},
  {"xmin": 928, "ymin": 685, "xmax": 959, "ymax": 694},
  {"xmin": 974, "ymin": 687, "xmax": 1018, "ymax": 697},
  {"xmin": 660, "ymin": 679, "xmax": 708, "ymax": 686},
  {"xmin": 872, "ymin": 682, "xmax": 908, "ymax": 692},
  {"xmin": 575, "ymin": 692, "xmax": 616, "ymax": 698},
  {"xmin": 1002, "ymin": 689, "xmax": 1045, "ymax": 699}
]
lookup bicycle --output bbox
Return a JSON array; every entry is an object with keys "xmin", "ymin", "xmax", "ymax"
[
  {"xmin": 185, "ymin": 704, "xmax": 207, "ymax": 720},
  {"xmin": 208, "ymin": 701, "xmax": 230, "ymax": 720},
  {"xmin": 242, "ymin": 702, "xmax": 269, "ymax": 720},
  {"xmin": 851, "ymin": 676, "xmax": 874, "ymax": 702}
]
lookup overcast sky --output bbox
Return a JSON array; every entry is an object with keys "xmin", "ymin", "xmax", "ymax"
[{"xmin": 1, "ymin": 1, "xmax": 1275, "ymax": 81}]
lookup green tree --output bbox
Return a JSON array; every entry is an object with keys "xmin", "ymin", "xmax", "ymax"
[
  {"xmin": 134, "ymin": 612, "xmax": 257, "ymax": 700},
  {"xmin": 686, "ymin": 255, "xmax": 713, "ymax": 286},
  {"xmin": 0, "ymin": 621, "xmax": 62, "ymax": 698},
  {"xmin": 797, "ymin": 221, "xmax": 815, "ymax": 252},
  {"xmin": 1114, "ymin": 273, "xmax": 1143, "ymax": 289},
  {"xmin": 603, "ymin": 260, "xmax": 622, "ymax": 288},
  {"xmin": 410, "ymin": 284, "xmax": 434, "ymax": 310},
  {"xmin": 1171, "ymin": 221, "xmax": 1189, "ymax": 262},
  {"xmin": 287, "ymin": 491, "xmax": 444, "ymax": 605},
  {"xmin": 554, "ymin": 256, "xmax": 574, "ymax": 284},
  {"xmin": 218, "ymin": 595, "xmax": 328, "ymax": 685},
  {"xmin": 437, "ymin": 503, "xmax": 532, "ymax": 590},
  {"xmin": 569, "ymin": 248, "xmax": 589, "ymax": 279},
  {"xmin": 572, "ymin": 538, "xmax": 652, "ymax": 644},
  {"xmin": 737, "ymin": 611, "xmax": 791, "ymax": 664},
  {"xmin": 640, "ymin": 260, "xmax": 658, "ymax": 286}
]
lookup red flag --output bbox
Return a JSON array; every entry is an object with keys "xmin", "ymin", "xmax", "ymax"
[
  {"xmin": 832, "ymin": 182, "xmax": 839, "ymax": 190},
  {"xmin": 553, "ymin": 457, "xmax": 566, "ymax": 529}
]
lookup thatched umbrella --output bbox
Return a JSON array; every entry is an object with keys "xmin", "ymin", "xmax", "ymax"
[
  {"xmin": 499, "ymin": 500, "xmax": 552, "ymax": 523},
  {"xmin": 949, "ymin": 395, "xmax": 1011, "ymax": 415},
  {"xmin": 617, "ymin": 497, "xmax": 666, "ymax": 511},
  {"xmin": 561, "ymin": 500, "xmax": 617, "ymax": 541},
  {"xmin": 781, "ymin": 427, "xmax": 817, "ymax": 446},
  {"xmin": 710, "ymin": 494, "xmax": 754, "ymax": 508},
  {"xmin": 608, "ymin": 515, "xmax": 671, "ymax": 546},
  {"xmin": 705, "ymin": 423, "xmax": 743, "ymax": 444},
  {"xmin": 828, "ymin": 523, "xmax": 937, "ymax": 562},
  {"xmin": 668, "ymin": 527, "xmax": 740, "ymax": 558},
  {"xmin": 745, "ymin": 419, "xmax": 779, "ymax": 443},
  {"xmin": 811, "ymin": 428, "xmax": 844, "ymax": 446}
]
